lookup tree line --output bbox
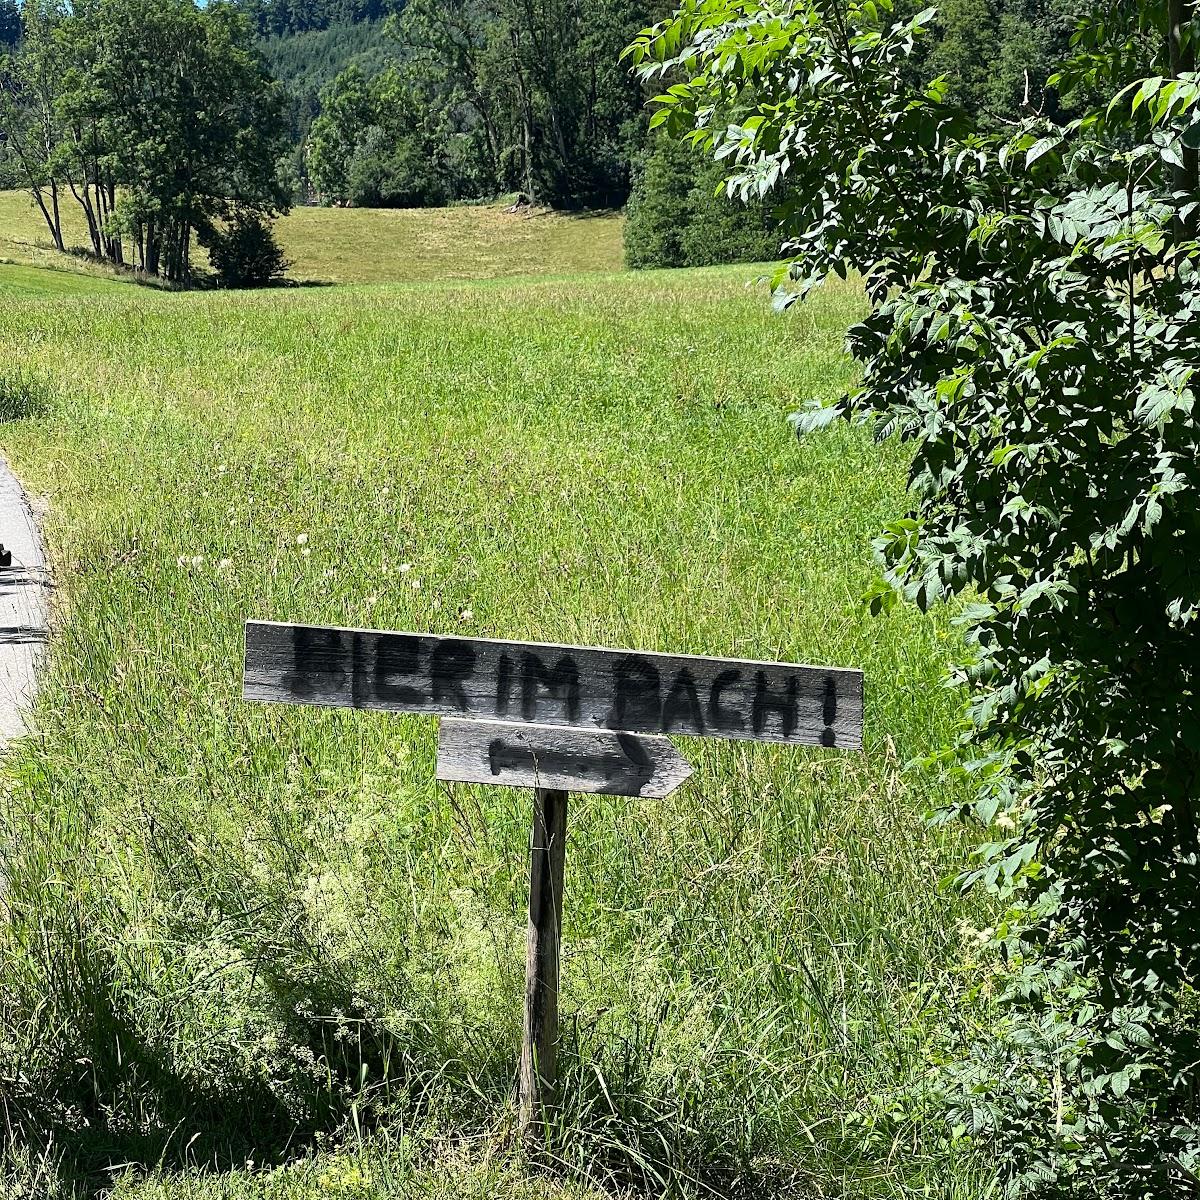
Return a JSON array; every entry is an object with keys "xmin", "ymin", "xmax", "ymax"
[
  {"xmin": 282, "ymin": 0, "xmax": 1091, "ymax": 258},
  {"xmin": 0, "ymin": 0, "xmax": 290, "ymax": 285},
  {"xmin": 236, "ymin": 0, "xmax": 398, "ymax": 39},
  {"xmin": 303, "ymin": 0, "xmax": 653, "ymax": 211},
  {"xmin": 0, "ymin": 0, "xmax": 1095, "ymax": 280}
]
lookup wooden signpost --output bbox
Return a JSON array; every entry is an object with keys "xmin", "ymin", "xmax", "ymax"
[{"xmin": 243, "ymin": 619, "xmax": 864, "ymax": 1138}]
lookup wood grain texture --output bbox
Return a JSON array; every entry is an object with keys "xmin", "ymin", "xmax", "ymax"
[
  {"xmin": 519, "ymin": 786, "xmax": 567, "ymax": 1140},
  {"xmin": 437, "ymin": 717, "xmax": 693, "ymax": 798},
  {"xmin": 244, "ymin": 621, "xmax": 864, "ymax": 749}
]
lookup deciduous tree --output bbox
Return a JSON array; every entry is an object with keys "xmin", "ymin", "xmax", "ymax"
[
  {"xmin": 630, "ymin": 0, "xmax": 1200, "ymax": 1191},
  {"xmin": 2, "ymin": 0, "xmax": 290, "ymax": 283}
]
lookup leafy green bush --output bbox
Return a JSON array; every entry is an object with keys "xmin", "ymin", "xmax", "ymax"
[
  {"xmin": 631, "ymin": 0, "xmax": 1200, "ymax": 1193},
  {"xmin": 346, "ymin": 127, "xmax": 447, "ymax": 208},
  {"xmin": 200, "ymin": 210, "xmax": 290, "ymax": 289},
  {"xmin": 624, "ymin": 136, "xmax": 780, "ymax": 269}
]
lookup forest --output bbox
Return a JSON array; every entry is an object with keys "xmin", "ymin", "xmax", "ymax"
[
  {"xmin": 256, "ymin": 0, "xmax": 1082, "ymax": 211},
  {"xmin": 0, "ymin": 0, "xmax": 1091, "ymax": 279}
]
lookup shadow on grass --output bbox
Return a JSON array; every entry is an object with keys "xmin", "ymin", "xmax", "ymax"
[
  {"xmin": 32, "ymin": 244, "xmax": 339, "ymax": 292},
  {"xmin": 273, "ymin": 278, "xmax": 337, "ymax": 289},
  {"xmin": 7, "ymin": 984, "xmax": 812, "ymax": 1200},
  {"xmin": 57, "ymin": 245, "xmax": 187, "ymax": 290},
  {"xmin": 554, "ymin": 208, "xmax": 622, "ymax": 220},
  {"xmin": 0, "ymin": 370, "xmax": 56, "ymax": 422}
]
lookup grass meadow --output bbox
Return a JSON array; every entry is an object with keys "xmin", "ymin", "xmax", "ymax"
[
  {"xmin": 0, "ymin": 191, "xmax": 624, "ymax": 288},
  {"xmin": 0, "ymin": 211, "xmax": 993, "ymax": 1199}
]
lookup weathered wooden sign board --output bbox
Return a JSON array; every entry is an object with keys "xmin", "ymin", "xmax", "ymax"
[
  {"xmin": 242, "ymin": 618, "xmax": 864, "ymax": 1139},
  {"xmin": 244, "ymin": 621, "xmax": 863, "ymax": 749}
]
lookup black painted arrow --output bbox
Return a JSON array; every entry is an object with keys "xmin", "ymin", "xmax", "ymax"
[
  {"xmin": 488, "ymin": 731, "xmax": 656, "ymax": 793},
  {"xmin": 437, "ymin": 718, "xmax": 693, "ymax": 798}
]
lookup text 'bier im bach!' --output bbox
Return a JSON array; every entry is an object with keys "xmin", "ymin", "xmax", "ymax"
[{"xmin": 244, "ymin": 622, "xmax": 864, "ymax": 750}]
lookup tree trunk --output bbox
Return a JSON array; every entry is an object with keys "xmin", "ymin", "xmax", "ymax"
[
  {"xmin": 1169, "ymin": 0, "xmax": 1197, "ymax": 240},
  {"xmin": 145, "ymin": 217, "xmax": 159, "ymax": 277},
  {"xmin": 509, "ymin": 28, "xmax": 536, "ymax": 203},
  {"xmin": 104, "ymin": 177, "xmax": 123, "ymax": 265},
  {"xmin": 70, "ymin": 179, "xmax": 102, "ymax": 259},
  {"xmin": 25, "ymin": 179, "xmax": 62, "ymax": 252},
  {"xmin": 49, "ymin": 181, "xmax": 63, "ymax": 252}
]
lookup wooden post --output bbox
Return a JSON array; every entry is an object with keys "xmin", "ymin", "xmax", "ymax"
[{"xmin": 519, "ymin": 786, "xmax": 567, "ymax": 1140}]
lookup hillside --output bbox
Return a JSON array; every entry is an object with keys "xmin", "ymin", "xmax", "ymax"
[
  {"xmin": 259, "ymin": 19, "xmax": 394, "ymax": 144},
  {"xmin": 0, "ymin": 191, "xmax": 625, "ymax": 289}
]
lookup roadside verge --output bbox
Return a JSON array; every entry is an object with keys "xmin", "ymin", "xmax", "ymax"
[{"xmin": 0, "ymin": 459, "xmax": 48, "ymax": 741}]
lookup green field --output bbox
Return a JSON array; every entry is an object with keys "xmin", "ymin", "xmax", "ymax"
[
  {"xmin": 0, "ymin": 261, "xmax": 131, "ymax": 297},
  {"xmin": 0, "ymin": 190, "xmax": 624, "ymax": 287},
  {"xmin": 0, "ymin": 215, "xmax": 991, "ymax": 1198}
]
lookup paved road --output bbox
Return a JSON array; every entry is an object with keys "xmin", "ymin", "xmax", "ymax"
[{"xmin": 0, "ymin": 460, "xmax": 47, "ymax": 741}]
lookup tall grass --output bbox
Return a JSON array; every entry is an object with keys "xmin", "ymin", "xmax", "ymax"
[{"xmin": 0, "ymin": 266, "xmax": 993, "ymax": 1198}]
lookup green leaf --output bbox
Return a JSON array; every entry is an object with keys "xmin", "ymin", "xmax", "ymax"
[
  {"xmin": 789, "ymin": 402, "xmax": 843, "ymax": 435},
  {"xmin": 1025, "ymin": 136, "xmax": 1062, "ymax": 168}
]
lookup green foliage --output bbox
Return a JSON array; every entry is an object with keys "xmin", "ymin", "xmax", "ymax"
[
  {"xmin": 924, "ymin": 0, "xmax": 999, "ymax": 115},
  {"xmin": 307, "ymin": 65, "xmax": 451, "ymax": 208},
  {"xmin": 682, "ymin": 163, "xmax": 781, "ymax": 265},
  {"xmin": 234, "ymin": 0, "xmax": 398, "ymax": 39},
  {"xmin": 623, "ymin": 137, "xmax": 691, "ymax": 266},
  {"xmin": 199, "ymin": 209, "xmax": 291, "ymax": 288},
  {"xmin": 630, "ymin": 0, "xmax": 1200, "ymax": 1194},
  {"xmin": 0, "ymin": 0, "xmax": 19, "ymax": 47},
  {"xmin": 258, "ymin": 19, "xmax": 396, "ymax": 150},
  {"xmin": 374, "ymin": 0, "xmax": 650, "ymax": 208},
  {"xmin": 624, "ymin": 135, "xmax": 779, "ymax": 268},
  {"xmin": 0, "ymin": 2, "xmax": 69, "ymax": 246},
  {"xmin": 307, "ymin": 62, "xmax": 375, "ymax": 203},
  {"xmin": 272, "ymin": 0, "xmax": 652, "ymax": 211},
  {"xmin": 919, "ymin": 0, "xmax": 1078, "ymax": 123}
]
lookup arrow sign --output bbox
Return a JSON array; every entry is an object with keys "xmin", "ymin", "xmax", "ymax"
[
  {"xmin": 437, "ymin": 718, "xmax": 693, "ymax": 798},
  {"xmin": 243, "ymin": 617, "xmax": 864, "ymax": 1141}
]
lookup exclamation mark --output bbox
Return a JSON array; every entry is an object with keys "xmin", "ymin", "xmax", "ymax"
[{"xmin": 820, "ymin": 676, "xmax": 837, "ymax": 747}]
